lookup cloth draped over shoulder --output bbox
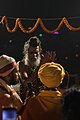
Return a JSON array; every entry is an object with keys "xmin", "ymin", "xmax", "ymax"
[
  {"xmin": 0, "ymin": 78, "xmax": 23, "ymax": 119},
  {"xmin": 21, "ymin": 90, "xmax": 63, "ymax": 120}
]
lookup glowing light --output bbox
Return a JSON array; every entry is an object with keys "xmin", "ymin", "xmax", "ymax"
[
  {"xmin": 75, "ymin": 54, "xmax": 79, "ymax": 57},
  {"xmin": 53, "ymin": 31, "xmax": 59, "ymax": 35},
  {"xmin": 65, "ymin": 56, "xmax": 68, "ymax": 60},
  {"xmin": 9, "ymin": 40, "xmax": 12, "ymax": 43},
  {"xmin": 75, "ymin": 44, "xmax": 79, "ymax": 48},
  {"xmin": 39, "ymin": 33, "xmax": 43, "ymax": 37}
]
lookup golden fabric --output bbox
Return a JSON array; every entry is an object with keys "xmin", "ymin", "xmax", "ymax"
[
  {"xmin": 21, "ymin": 90, "xmax": 63, "ymax": 120},
  {"xmin": 38, "ymin": 62, "xmax": 65, "ymax": 88}
]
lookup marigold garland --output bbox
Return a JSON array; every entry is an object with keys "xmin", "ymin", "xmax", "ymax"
[
  {"xmin": 0, "ymin": 16, "xmax": 80, "ymax": 34},
  {"xmin": 63, "ymin": 17, "xmax": 80, "ymax": 31}
]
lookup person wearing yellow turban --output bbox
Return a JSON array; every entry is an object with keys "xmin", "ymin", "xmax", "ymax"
[{"xmin": 21, "ymin": 62, "xmax": 65, "ymax": 120}]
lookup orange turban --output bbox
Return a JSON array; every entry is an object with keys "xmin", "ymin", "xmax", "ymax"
[{"xmin": 38, "ymin": 62, "xmax": 65, "ymax": 88}]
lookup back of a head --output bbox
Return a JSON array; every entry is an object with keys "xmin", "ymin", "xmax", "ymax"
[
  {"xmin": 0, "ymin": 55, "xmax": 17, "ymax": 77},
  {"xmin": 38, "ymin": 62, "xmax": 65, "ymax": 88},
  {"xmin": 62, "ymin": 87, "xmax": 80, "ymax": 120}
]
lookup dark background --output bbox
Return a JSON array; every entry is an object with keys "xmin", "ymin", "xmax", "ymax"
[{"xmin": 0, "ymin": 0, "xmax": 80, "ymax": 74}]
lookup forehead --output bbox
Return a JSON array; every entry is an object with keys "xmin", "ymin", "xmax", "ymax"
[{"xmin": 28, "ymin": 46, "xmax": 40, "ymax": 52}]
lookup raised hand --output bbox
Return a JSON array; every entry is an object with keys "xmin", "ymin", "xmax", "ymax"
[{"xmin": 41, "ymin": 51, "xmax": 57, "ymax": 65}]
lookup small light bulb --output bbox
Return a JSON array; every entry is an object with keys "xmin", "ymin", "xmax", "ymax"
[
  {"xmin": 39, "ymin": 33, "xmax": 43, "ymax": 37},
  {"xmin": 53, "ymin": 31, "xmax": 59, "ymax": 35}
]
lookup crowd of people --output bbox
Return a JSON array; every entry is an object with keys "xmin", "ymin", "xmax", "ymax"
[{"xmin": 0, "ymin": 36, "xmax": 79, "ymax": 120}]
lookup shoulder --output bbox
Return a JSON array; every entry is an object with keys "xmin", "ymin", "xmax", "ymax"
[
  {"xmin": 27, "ymin": 95, "xmax": 37, "ymax": 105},
  {"xmin": 18, "ymin": 60, "xmax": 24, "ymax": 66},
  {"xmin": 18, "ymin": 60, "xmax": 29, "ymax": 69},
  {"xmin": 0, "ymin": 86, "xmax": 9, "ymax": 94},
  {"xmin": 18, "ymin": 60, "xmax": 27, "ymax": 71}
]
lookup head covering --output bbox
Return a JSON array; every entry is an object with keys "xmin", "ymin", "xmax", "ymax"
[
  {"xmin": 38, "ymin": 62, "xmax": 65, "ymax": 88},
  {"xmin": 0, "ymin": 55, "xmax": 17, "ymax": 77}
]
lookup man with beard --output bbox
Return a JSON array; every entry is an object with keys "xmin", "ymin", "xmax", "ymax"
[
  {"xmin": 0, "ymin": 54, "xmax": 23, "ymax": 120},
  {"xmin": 19, "ymin": 36, "xmax": 42, "ymax": 82},
  {"xmin": 18, "ymin": 36, "xmax": 56, "ymax": 101}
]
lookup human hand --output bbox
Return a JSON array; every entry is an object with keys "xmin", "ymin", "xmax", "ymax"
[{"xmin": 41, "ymin": 51, "xmax": 57, "ymax": 65}]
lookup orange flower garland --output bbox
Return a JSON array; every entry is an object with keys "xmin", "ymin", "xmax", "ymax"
[{"xmin": 0, "ymin": 16, "xmax": 80, "ymax": 34}]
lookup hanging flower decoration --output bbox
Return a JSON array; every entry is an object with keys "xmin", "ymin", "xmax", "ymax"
[
  {"xmin": 0, "ymin": 16, "xmax": 80, "ymax": 34},
  {"xmin": 0, "ymin": 16, "xmax": 18, "ymax": 33}
]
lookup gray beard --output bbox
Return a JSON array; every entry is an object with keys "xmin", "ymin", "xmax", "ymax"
[{"xmin": 24, "ymin": 54, "xmax": 41, "ymax": 68}]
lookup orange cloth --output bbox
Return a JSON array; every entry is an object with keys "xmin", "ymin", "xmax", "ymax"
[
  {"xmin": 21, "ymin": 90, "xmax": 63, "ymax": 120},
  {"xmin": 0, "ymin": 78, "xmax": 23, "ymax": 120}
]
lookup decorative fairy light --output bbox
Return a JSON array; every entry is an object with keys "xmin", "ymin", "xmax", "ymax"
[
  {"xmin": 39, "ymin": 33, "xmax": 43, "ymax": 37},
  {"xmin": 53, "ymin": 31, "xmax": 59, "ymax": 35}
]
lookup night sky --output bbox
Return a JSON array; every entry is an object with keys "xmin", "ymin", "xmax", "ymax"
[{"xmin": 0, "ymin": 0, "xmax": 80, "ymax": 75}]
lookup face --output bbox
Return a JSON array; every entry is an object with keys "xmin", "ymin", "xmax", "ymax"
[
  {"xmin": 28, "ymin": 46, "xmax": 40, "ymax": 61},
  {"xmin": 4, "ymin": 67, "xmax": 20, "ymax": 85},
  {"xmin": 24, "ymin": 46, "xmax": 41, "ymax": 68}
]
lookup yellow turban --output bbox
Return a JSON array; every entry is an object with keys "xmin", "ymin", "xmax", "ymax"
[{"xmin": 38, "ymin": 62, "xmax": 65, "ymax": 88}]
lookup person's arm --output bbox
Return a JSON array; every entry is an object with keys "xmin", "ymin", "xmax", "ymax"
[
  {"xmin": 0, "ymin": 88, "xmax": 23, "ymax": 112},
  {"xmin": 40, "ymin": 51, "xmax": 57, "ymax": 65}
]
